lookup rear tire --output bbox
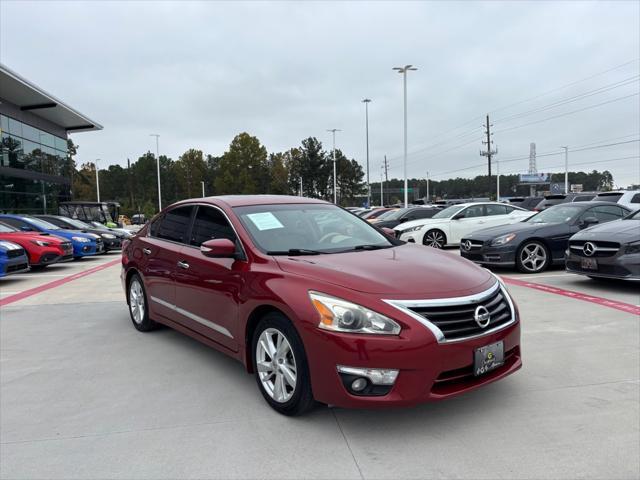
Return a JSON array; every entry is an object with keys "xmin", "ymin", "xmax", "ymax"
[
  {"xmin": 251, "ymin": 313, "xmax": 316, "ymax": 416},
  {"xmin": 422, "ymin": 229, "xmax": 446, "ymax": 249},
  {"xmin": 127, "ymin": 273, "xmax": 157, "ymax": 332}
]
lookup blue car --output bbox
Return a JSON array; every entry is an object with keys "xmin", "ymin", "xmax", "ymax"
[
  {"xmin": 0, "ymin": 214, "xmax": 102, "ymax": 259},
  {"xmin": 0, "ymin": 240, "xmax": 29, "ymax": 277}
]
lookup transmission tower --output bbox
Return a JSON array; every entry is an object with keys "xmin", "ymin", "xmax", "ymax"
[{"xmin": 528, "ymin": 142, "xmax": 537, "ymax": 174}]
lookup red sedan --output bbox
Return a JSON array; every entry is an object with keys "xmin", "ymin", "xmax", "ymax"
[
  {"xmin": 0, "ymin": 221, "xmax": 73, "ymax": 269},
  {"xmin": 121, "ymin": 196, "xmax": 521, "ymax": 415}
]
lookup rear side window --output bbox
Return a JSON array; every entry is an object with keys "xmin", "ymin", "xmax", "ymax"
[
  {"xmin": 156, "ymin": 206, "xmax": 193, "ymax": 243},
  {"xmin": 190, "ymin": 207, "xmax": 236, "ymax": 246},
  {"xmin": 485, "ymin": 204, "xmax": 508, "ymax": 216},
  {"xmin": 630, "ymin": 193, "xmax": 640, "ymax": 204}
]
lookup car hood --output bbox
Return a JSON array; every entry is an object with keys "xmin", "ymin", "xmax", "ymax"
[
  {"xmin": 0, "ymin": 232, "xmax": 64, "ymax": 243},
  {"xmin": 275, "ymin": 243, "xmax": 495, "ymax": 297},
  {"xmin": 572, "ymin": 219, "xmax": 640, "ymax": 239},
  {"xmin": 51, "ymin": 229, "xmax": 95, "ymax": 240},
  {"xmin": 393, "ymin": 217, "xmax": 448, "ymax": 232},
  {"xmin": 464, "ymin": 220, "xmax": 556, "ymax": 240}
]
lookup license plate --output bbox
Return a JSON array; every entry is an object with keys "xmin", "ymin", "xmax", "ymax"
[
  {"xmin": 581, "ymin": 258, "xmax": 598, "ymax": 270},
  {"xmin": 474, "ymin": 341, "xmax": 504, "ymax": 376}
]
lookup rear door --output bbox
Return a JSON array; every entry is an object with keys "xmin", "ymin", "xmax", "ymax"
[
  {"xmin": 138, "ymin": 206, "xmax": 195, "ymax": 322},
  {"xmin": 173, "ymin": 205, "xmax": 244, "ymax": 351}
]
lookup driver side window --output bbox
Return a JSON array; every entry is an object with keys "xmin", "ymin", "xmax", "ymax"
[
  {"xmin": 190, "ymin": 207, "xmax": 237, "ymax": 247},
  {"xmin": 461, "ymin": 205, "xmax": 484, "ymax": 218}
]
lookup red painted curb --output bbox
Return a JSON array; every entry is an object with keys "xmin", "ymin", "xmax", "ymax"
[
  {"xmin": 503, "ymin": 277, "xmax": 640, "ymax": 316},
  {"xmin": 0, "ymin": 258, "xmax": 121, "ymax": 307}
]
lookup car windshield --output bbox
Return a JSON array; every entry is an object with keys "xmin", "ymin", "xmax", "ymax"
[
  {"xmin": 0, "ymin": 222, "xmax": 17, "ymax": 233},
  {"xmin": 431, "ymin": 205, "xmax": 465, "ymax": 219},
  {"xmin": 26, "ymin": 217, "xmax": 60, "ymax": 230},
  {"xmin": 63, "ymin": 218, "xmax": 92, "ymax": 229},
  {"xmin": 526, "ymin": 205, "xmax": 583, "ymax": 224},
  {"xmin": 234, "ymin": 203, "xmax": 394, "ymax": 254}
]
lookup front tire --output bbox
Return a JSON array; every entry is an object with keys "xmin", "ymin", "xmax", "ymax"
[
  {"xmin": 516, "ymin": 241, "xmax": 550, "ymax": 273},
  {"xmin": 127, "ymin": 273, "xmax": 157, "ymax": 332},
  {"xmin": 252, "ymin": 313, "xmax": 315, "ymax": 416},
  {"xmin": 423, "ymin": 229, "xmax": 447, "ymax": 249}
]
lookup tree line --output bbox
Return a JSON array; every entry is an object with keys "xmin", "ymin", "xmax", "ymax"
[{"xmin": 69, "ymin": 133, "xmax": 616, "ymax": 216}]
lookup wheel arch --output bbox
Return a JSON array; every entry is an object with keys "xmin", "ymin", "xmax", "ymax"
[{"xmin": 124, "ymin": 267, "xmax": 141, "ymax": 305}]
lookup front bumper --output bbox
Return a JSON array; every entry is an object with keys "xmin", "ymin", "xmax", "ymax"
[
  {"xmin": 102, "ymin": 238, "xmax": 123, "ymax": 251},
  {"xmin": 305, "ymin": 318, "xmax": 521, "ymax": 408},
  {"xmin": 460, "ymin": 242, "xmax": 518, "ymax": 266},
  {"xmin": 73, "ymin": 243, "xmax": 98, "ymax": 257},
  {"xmin": 1, "ymin": 256, "xmax": 29, "ymax": 276},
  {"xmin": 566, "ymin": 251, "xmax": 640, "ymax": 280}
]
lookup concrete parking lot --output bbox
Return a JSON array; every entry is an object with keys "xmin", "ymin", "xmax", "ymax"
[{"xmin": 1, "ymin": 251, "xmax": 638, "ymax": 479}]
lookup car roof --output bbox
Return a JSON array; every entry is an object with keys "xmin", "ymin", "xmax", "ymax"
[{"xmin": 175, "ymin": 195, "xmax": 329, "ymax": 208}]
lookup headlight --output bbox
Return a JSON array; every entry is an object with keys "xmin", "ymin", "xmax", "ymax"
[
  {"xmin": 491, "ymin": 233, "xmax": 516, "ymax": 246},
  {"xmin": 625, "ymin": 241, "xmax": 640, "ymax": 254},
  {"xmin": 309, "ymin": 292, "xmax": 401, "ymax": 335},
  {"xmin": 71, "ymin": 236, "xmax": 91, "ymax": 243},
  {"xmin": 401, "ymin": 225, "xmax": 424, "ymax": 234},
  {"xmin": 30, "ymin": 239, "xmax": 51, "ymax": 247},
  {"xmin": 101, "ymin": 233, "xmax": 116, "ymax": 239}
]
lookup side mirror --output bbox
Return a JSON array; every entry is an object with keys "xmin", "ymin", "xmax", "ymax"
[
  {"xmin": 200, "ymin": 238, "xmax": 237, "ymax": 258},
  {"xmin": 452, "ymin": 213, "xmax": 464, "ymax": 220},
  {"xmin": 580, "ymin": 216, "xmax": 599, "ymax": 228},
  {"xmin": 381, "ymin": 227, "xmax": 396, "ymax": 237}
]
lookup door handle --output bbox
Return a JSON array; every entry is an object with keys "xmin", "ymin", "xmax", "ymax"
[
  {"xmin": 177, "ymin": 261, "xmax": 190, "ymax": 269},
  {"xmin": 142, "ymin": 248, "xmax": 151, "ymax": 255}
]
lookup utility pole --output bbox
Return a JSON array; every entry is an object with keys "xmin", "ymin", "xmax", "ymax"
[
  {"xmin": 382, "ymin": 155, "xmax": 389, "ymax": 206},
  {"xmin": 480, "ymin": 114, "xmax": 498, "ymax": 198},
  {"xmin": 496, "ymin": 160, "xmax": 500, "ymax": 201},
  {"xmin": 380, "ymin": 170, "xmax": 384, "ymax": 206},
  {"xmin": 560, "ymin": 146, "xmax": 569, "ymax": 193},
  {"xmin": 393, "ymin": 65, "xmax": 417, "ymax": 207},
  {"xmin": 362, "ymin": 99, "xmax": 372, "ymax": 208},
  {"xmin": 150, "ymin": 134, "xmax": 162, "ymax": 211},
  {"xmin": 327, "ymin": 129, "xmax": 341, "ymax": 204},
  {"xmin": 95, "ymin": 159, "xmax": 100, "ymax": 202},
  {"xmin": 201, "ymin": 181, "xmax": 205, "ymax": 197}
]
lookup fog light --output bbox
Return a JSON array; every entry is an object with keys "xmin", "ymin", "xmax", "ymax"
[
  {"xmin": 351, "ymin": 378, "xmax": 368, "ymax": 392},
  {"xmin": 337, "ymin": 365, "xmax": 399, "ymax": 385}
]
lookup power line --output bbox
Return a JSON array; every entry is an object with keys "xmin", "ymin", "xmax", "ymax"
[{"xmin": 499, "ymin": 155, "xmax": 640, "ymax": 175}]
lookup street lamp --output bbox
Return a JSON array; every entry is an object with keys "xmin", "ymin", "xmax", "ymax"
[
  {"xmin": 327, "ymin": 128, "xmax": 341, "ymax": 204},
  {"xmin": 362, "ymin": 98, "xmax": 372, "ymax": 208},
  {"xmin": 393, "ymin": 64, "xmax": 417, "ymax": 207},
  {"xmin": 95, "ymin": 158, "xmax": 101, "ymax": 202},
  {"xmin": 560, "ymin": 146, "xmax": 569, "ymax": 193},
  {"xmin": 150, "ymin": 134, "xmax": 162, "ymax": 211}
]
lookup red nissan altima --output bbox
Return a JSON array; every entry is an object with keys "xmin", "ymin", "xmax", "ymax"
[{"xmin": 121, "ymin": 196, "xmax": 521, "ymax": 415}]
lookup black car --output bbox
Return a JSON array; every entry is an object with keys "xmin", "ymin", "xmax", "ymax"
[
  {"xmin": 566, "ymin": 209, "xmax": 640, "ymax": 281},
  {"xmin": 535, "ymin": 193, "xmax": 596, "ymax": 211},
  {"xmin": 459, "ymin": 202, "xmax": 631, "ymax": 273},
  {"xmin": 36, "ymin": 215, "xmax": 124, "ymax": 252},
  {"xmin": 508, "ymin": 196, "xmax": 544, "ymax": 211},
  {"xmin": 373, "ymin": 207, "xmax": 439, "ymax": 229}
]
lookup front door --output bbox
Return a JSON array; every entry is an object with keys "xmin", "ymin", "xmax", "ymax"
[
  {"xmin": 449, "ymin": 204, "xmax": 487, "ymax": 244},
  {"xmin": 173, "ymin": 205, "xmax": 243, "ymax": 352}
]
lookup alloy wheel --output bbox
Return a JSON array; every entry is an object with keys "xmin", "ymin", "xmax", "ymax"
[
  {"xmin": 519, "ymin": 243, "xmax": 547, "ymax": 272},
  {"xmin": 256, "ymin": 328, "xmax": 297, "ymax": 403},
  {"xmin": 424, "ymin": 230, "xmax": 445, "ymax": 248},
  {"xmin": 129, "ymin": 278, "xmax": 145, "ymax": 324}
]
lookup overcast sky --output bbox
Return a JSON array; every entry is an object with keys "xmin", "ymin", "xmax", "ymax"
[{"xmin": 1, "ymin": 1, "xmax": 639, "ymax": 187}]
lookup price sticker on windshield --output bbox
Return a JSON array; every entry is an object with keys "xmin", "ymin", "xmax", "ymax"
[{"xmin": 246, "ymin": 212, "xmax": 284, "ymax": 231}]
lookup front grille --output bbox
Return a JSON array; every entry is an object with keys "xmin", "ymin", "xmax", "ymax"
[
  {"xmin": 7, "ymin": 262, "xmax": 27, "ymax": 273},
  {"xmin": 6, "ymin": 248, "xmax": 25, "ymax": 259},
  {"xmin": 569, "ymin": 240, "xmax": 619, "ymax": 258},
  {"xmin": 406, "ymin": 286, "xmax": 513, "ymax": 341},
  {"xmin": 460, "ymin": 239, "xmax": 485, "ymax": 252}
]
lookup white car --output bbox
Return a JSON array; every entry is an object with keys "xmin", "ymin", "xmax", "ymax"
[
  {"xmin": 591, "ymin": 191, "xmax": 640, "ymax": 211},
  {"xmin": 394, "ymin": 202, "xmax": 534, "ymax": 248}
]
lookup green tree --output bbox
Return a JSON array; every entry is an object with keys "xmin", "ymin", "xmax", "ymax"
[
  {"xmin": 174, "ymin": 149, "xmax": 207, "ymax": 199},
  {"xmin": 215, "ymin": 133, "xmax": 268, "ymax": 194}
]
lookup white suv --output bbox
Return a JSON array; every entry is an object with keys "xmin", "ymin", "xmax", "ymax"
[
  {"xmin": 394, "ymin": 202, "xmax": 533, "ymax": 248},
  {"xmin": 592, "ymin": 191, "xmax": 640, "ymax": 211}
]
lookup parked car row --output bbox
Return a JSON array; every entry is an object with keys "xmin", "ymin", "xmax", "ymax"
[
  {"xmin": 507, "ymin": 189, "xmax": 639, "ymax": 212},
  {"xmin": 0, "ymin": 212, "xmax": 130, "ymax": 278}
]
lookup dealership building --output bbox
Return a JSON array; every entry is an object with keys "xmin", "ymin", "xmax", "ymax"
[{"xmin": 0, "ymin": 63, "xmax": 102, "ymax": 214}]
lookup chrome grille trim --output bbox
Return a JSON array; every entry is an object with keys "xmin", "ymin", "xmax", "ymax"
[{"xmin": 383, "ymin": 281, "xmax": 517, "ymax": 344}]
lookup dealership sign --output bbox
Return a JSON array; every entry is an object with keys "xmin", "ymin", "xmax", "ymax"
[{"xmin": 519, "ymin": 173, "xmax": 550, "ymax": 184}]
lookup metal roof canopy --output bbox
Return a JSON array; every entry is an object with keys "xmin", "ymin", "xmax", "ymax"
[{"xmin": 0, "ymin": 63, "xmax": 102, "ymax": 133}]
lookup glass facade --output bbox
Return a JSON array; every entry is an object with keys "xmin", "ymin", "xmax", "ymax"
[{"xmin": 0, "ymin": 114, "xmax": 71, "ymax": 214}]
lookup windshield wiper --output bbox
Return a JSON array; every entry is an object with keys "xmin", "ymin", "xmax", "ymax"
[
  {"xmin": 345, "ymin": 244, "xmax": 391, "ymax": 252},
  {"xmin": 266, "ymin": 248, "xmax": 325, "ymax": 256}
]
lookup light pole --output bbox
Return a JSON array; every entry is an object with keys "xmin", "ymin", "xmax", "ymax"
[
  {"xmin": 560, "ymin": 146, "xmax": 569, "ymax": 193},
  {"xmin": 393, "ymin": 65, "xmax": 417, "ymax": 207},
  {"xmin": 150, "ymin": 134, "xmax": 162, "ymax": 211},
  {"xmin": 95, "ymin": 159, "xmax": 101, "ymax": 202},
  {"xmin": 496, "ymin": 159, "xmax": 500, "ymax": 201},
  {"xmin": 201, "ymin": 181, "xmax": 205, "ymax": 197},
  {"xmin": 362, "ymin": 98, "xmax": 371, "ymax": 208},
  {"xmin": 426, "ymin": 171, "xmax": 429, "ymax": 203},
  {"xmin": 327, "ymin": 128, "xmax": 341, "ymax": 204}
]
